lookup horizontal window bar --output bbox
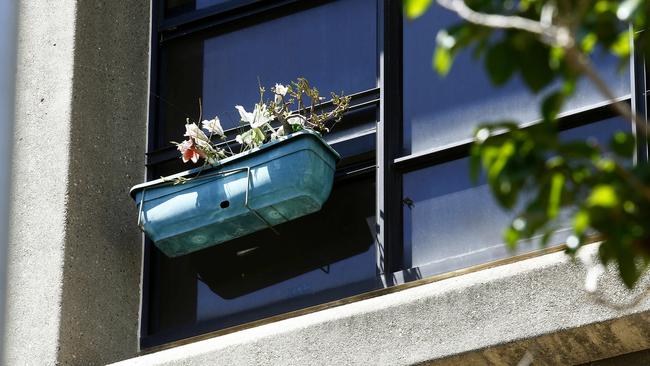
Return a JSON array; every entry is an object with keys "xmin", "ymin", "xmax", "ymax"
[
  {"xmin": 393, "ymin": 97, "xmax": 630, "ymax": 173},
  {"xmin": 159, "ymin": 0, "xmax": 326, "ymax": 43},
  {"xmin": 159, "ymin": 0, "xmax": 262, "ymax": 29}
]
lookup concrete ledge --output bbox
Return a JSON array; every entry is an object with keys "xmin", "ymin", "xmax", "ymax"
[{"xmin": 111, "ymin": 244, "xmax": 650, "ymax": 366}]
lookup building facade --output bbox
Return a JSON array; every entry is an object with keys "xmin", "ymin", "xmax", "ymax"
[{"xmin": 5, "ymin": 0, "xmax": 650, "ymax": 365}]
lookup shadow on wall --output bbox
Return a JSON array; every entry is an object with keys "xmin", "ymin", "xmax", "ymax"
[{"xmin": 56, "ymin": 0, "xmax": 150, "ymax": 364}]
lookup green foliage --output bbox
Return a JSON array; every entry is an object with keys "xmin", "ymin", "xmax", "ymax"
[
  {"xmin": 403, "ymin": 0, "xmax": 434, "ymax": 19},
  {"xmin": 404, "ymin": 0, "xmax": 650, "ymax": 287}
]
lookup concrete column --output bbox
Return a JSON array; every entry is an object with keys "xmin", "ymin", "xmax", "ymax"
[
  {"xmin": 0, "ymin": 0, "xmax": 17, "ymax": 363},
  {"xmin": 6, "ymin": 1, "xmax": 150, "ymax": 364}
]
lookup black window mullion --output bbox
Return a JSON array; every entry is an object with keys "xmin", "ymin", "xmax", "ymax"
[
  {"xmin": 632, "ymin": 41, "xmax": 648, "ymax": 163},
  {"xmin": 378, "ymin": 0, "xmax": 404, "ymax": 277}
]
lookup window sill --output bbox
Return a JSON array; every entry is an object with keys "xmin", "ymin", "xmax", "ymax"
[{"xmin": 111, "ymin": 243, "xmax": 650, "ymax": 365}]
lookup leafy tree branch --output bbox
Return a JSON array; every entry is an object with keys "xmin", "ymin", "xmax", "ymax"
[{"xmin": 404, "ymin": 0, "xmax": 650, "ymax": 288}]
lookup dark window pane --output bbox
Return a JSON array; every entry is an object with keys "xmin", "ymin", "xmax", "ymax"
[
  {"xmin": 402, "ymin": 117, "xmax": 631, "ymax": 276},
  {"xmin": 163, "ymin": 0, "xmax": 231, "ymax": 18},
  {"xmin": 156, "ymin": 0, "xmax": 378, "ymax": 149},
  {"xmin": 403, "ymin": 6, "xmax": 631, "ymax": 155},
  {"xmin": 147, "ymin": 174, "xmax": 378, "ymax": 342}
]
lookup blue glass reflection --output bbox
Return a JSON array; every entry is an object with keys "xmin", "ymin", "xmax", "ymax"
[
  {"xmin": 403, "ymin": 6, "xmax": 631, "ymax": 155},
  {"xmin": 196, "ymin": 0, "xmax": 230, "ymax": 9},
  {"xmin": 202, "ymin": 0, "xmax": 377, "ymax": 129},
  {"xmin": 403, "ymin": 117, "xmax": 631, "ymax": 274},
  {"xmin": 196, "ymin": 243, "xmax": 377, "ymax": 323},
  {"xmin": 184, "ymin": 175, "xmax": 379, "ymax": 331}
]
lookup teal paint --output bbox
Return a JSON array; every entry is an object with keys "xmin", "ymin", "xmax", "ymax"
[{"xmin": 130, "ymin": 131, "xmax": 340, "ymax": 257}]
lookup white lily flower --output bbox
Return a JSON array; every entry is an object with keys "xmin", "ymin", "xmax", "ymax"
[
  {"xmin": 235, "ymin": 104, "xmax": 272, "ymax": 129},
  {"xmin": 271, "ymin": 126, "xmax": 286, "ymax": 140},
  {"xmin": 235, "ymin": 105, "xmax": 253, "ymax": 124},
  {"xmin": 194, "ymin": 137, "xmax": 213, "ymax": 151},
  {"xmin": 274, "ymin": 83, "xmax": 288, "ymax": 96},
  {"xmin": 235, "ymin": 130, "xmax": 255, "ymax": 147},
  {"xmin": 202, "ymin": 116, "xmax": 224, "ymax": 137},
  {"xmin": 251, "ymin": 103, "xmax": 272, "ymax": 128},
  {"xmin": 184, "ymin": 123, "xmax": 210, "ymax": 142},
  {"xmin": 287, "ymin": 116, "xmax": 304, "ymax": 126}
]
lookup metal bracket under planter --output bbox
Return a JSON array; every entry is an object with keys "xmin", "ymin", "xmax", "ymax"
[{"xmin": 130, "ymin": 131, "xmax": 340, "ymax": 257}]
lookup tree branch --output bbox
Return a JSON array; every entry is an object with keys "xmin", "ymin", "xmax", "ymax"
[
  {"xmin": 435, "ymin": 0, "xmax": 572, "ymax": 47},
  {"xmin": 565, "ymin": 46, "xmax": 649, "ymax": 138},
  {"xmin": 434, "ymin": 0, "xmax": 649, "ymax": 138}
]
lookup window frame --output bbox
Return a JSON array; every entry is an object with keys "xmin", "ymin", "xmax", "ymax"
[
  {"xmin": 388, "ymin": 9, "xmax": 648, "ymax": 284},
  {"xmin": 142, "ymin": 0, "xmax": 649, "ymax": 349},
  {"xmin": 143, "ymin": 0, "xmax": 385, "ymax": 348}
]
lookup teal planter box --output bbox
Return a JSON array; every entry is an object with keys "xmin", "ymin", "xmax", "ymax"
[{"xmin": 130, "ymin": 131, "xmax": 340, "ymax": 257}]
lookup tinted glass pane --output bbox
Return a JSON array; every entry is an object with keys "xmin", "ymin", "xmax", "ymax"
[
  {"xmin": 403, "ymin": 6, "xmax": 631, "ymax": 155},
  {"xmin": 146, "ymin": 174, "xmax": 378, "ymax": 344},
  {"xmin": 164, "ymin": 0, "xmax": 230, "ymax": 18},
  {"xmin": 156, "ymin": 0, "xmax": 377, "ymax": 149},
  {"xmin": 402, "ymin": 117, "xmax": 631, "ymax": 276}
]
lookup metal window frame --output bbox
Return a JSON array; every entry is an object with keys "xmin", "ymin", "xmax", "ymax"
[
  {"xmin": 377, "ymin": 0, "xmax": 404, "ymax": 278},
  {"xmin": 142, "ymin": 0, "xmax": 649, "ymax": 349},
  {"xmin": 632, "ymin": 34, "xmax": 649, "ymax": 163},
  {"xmin": 143, "ymin": 0, "xmax": 385, "ymax": 348},
  {"xmin": 384, "ymin": 25, "xmax": 650, "ymax": 285}
]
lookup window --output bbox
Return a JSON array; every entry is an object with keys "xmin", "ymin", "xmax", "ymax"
[
  {"xmin": 394, "ymin": 5, "xmax": 636, "ymax": 280},
  {"xmin": 143, "ymin": 0, "xmax": 644, "ymax": 348},
  {"xmin": 144, "ymin": 0, "xmax": 380, "ymax": 347}
]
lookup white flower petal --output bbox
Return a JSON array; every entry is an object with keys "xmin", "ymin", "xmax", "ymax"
[
  {"xmin": 250, "ymin": 103, "xmax": 272, "ymax": 128},
  {"xmin": 184, "ymin": 123, "xmax": 210, "ymax": 142},
  {"xmin": 202, "ymin": 117, "xmax": 224, "ymax": 137},
  {"xmin": 235, "ymin": 105, "xmax": 253, "ymax": 124},
  {"xmin": 274, "ymin": 83, "xmax": 288, "ymax": 96},
  {"xmin": 287, "ymin": 116, "xmax": 303, "ymax": 126}
]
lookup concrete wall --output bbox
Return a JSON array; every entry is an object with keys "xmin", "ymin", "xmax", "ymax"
[
  {"xmin": 0, "ymin": 1, "xmax": 18, "ymax": 363},
  {"xmin": 6, "ymin": 0, "xmax": 150, "ymax": 364}
]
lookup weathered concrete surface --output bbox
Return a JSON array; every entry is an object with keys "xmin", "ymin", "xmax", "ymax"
[
  {"xmin": 111, "ymin": 244, "xmax": 650, "ymax": 366},
  {"xmin": 5, "ymin": 1, "xmax": 78, "ymax": 364},
  {"xmin": 6, "ymin": 0, "xmax": 150, "ymax": 364}
]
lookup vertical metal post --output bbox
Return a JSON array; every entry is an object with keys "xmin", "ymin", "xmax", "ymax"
[
  {"xmin": 0, "ymin": 0, "xmax": 18, "ymax": 363},
  {"xmin": 631, "ymin": 29, "xmax": 648, "ymax": 163},
  {"xmin": 377, "ymin": 0, "xmax": 404, "ymax": 283}
]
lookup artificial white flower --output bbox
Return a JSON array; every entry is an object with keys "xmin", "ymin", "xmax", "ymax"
[
  {"xmin": 271, "ymin": 126, "xmax": 285, "ymax": 140},
  {"xmin": 235, "ymin": 130, "xmax": 254, "ymax": 147},
  {"xmin": 287, "ymin": 116, "xmax": 304, "ymax": 126},
  {"xmin": 194, "ymin": 137, "xmax": 215, "ymax": 152},
  {"xmin": 183, "ymin": 123, "xmax": 210, "ymax": 142},
  {"xmin": 202, "ymin": 116, "xmax": 224, "ymax": 137},
  {"xmin": 274, "ymin": 83, "xmax": 288, "ymax": 96},
  {"xmin": 177, "ymin": 139, "xmax": 203, "ymax": 163},
  {"xmin": 235, "ymin": 103, "xmax": 272, "ymax": 129}
]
